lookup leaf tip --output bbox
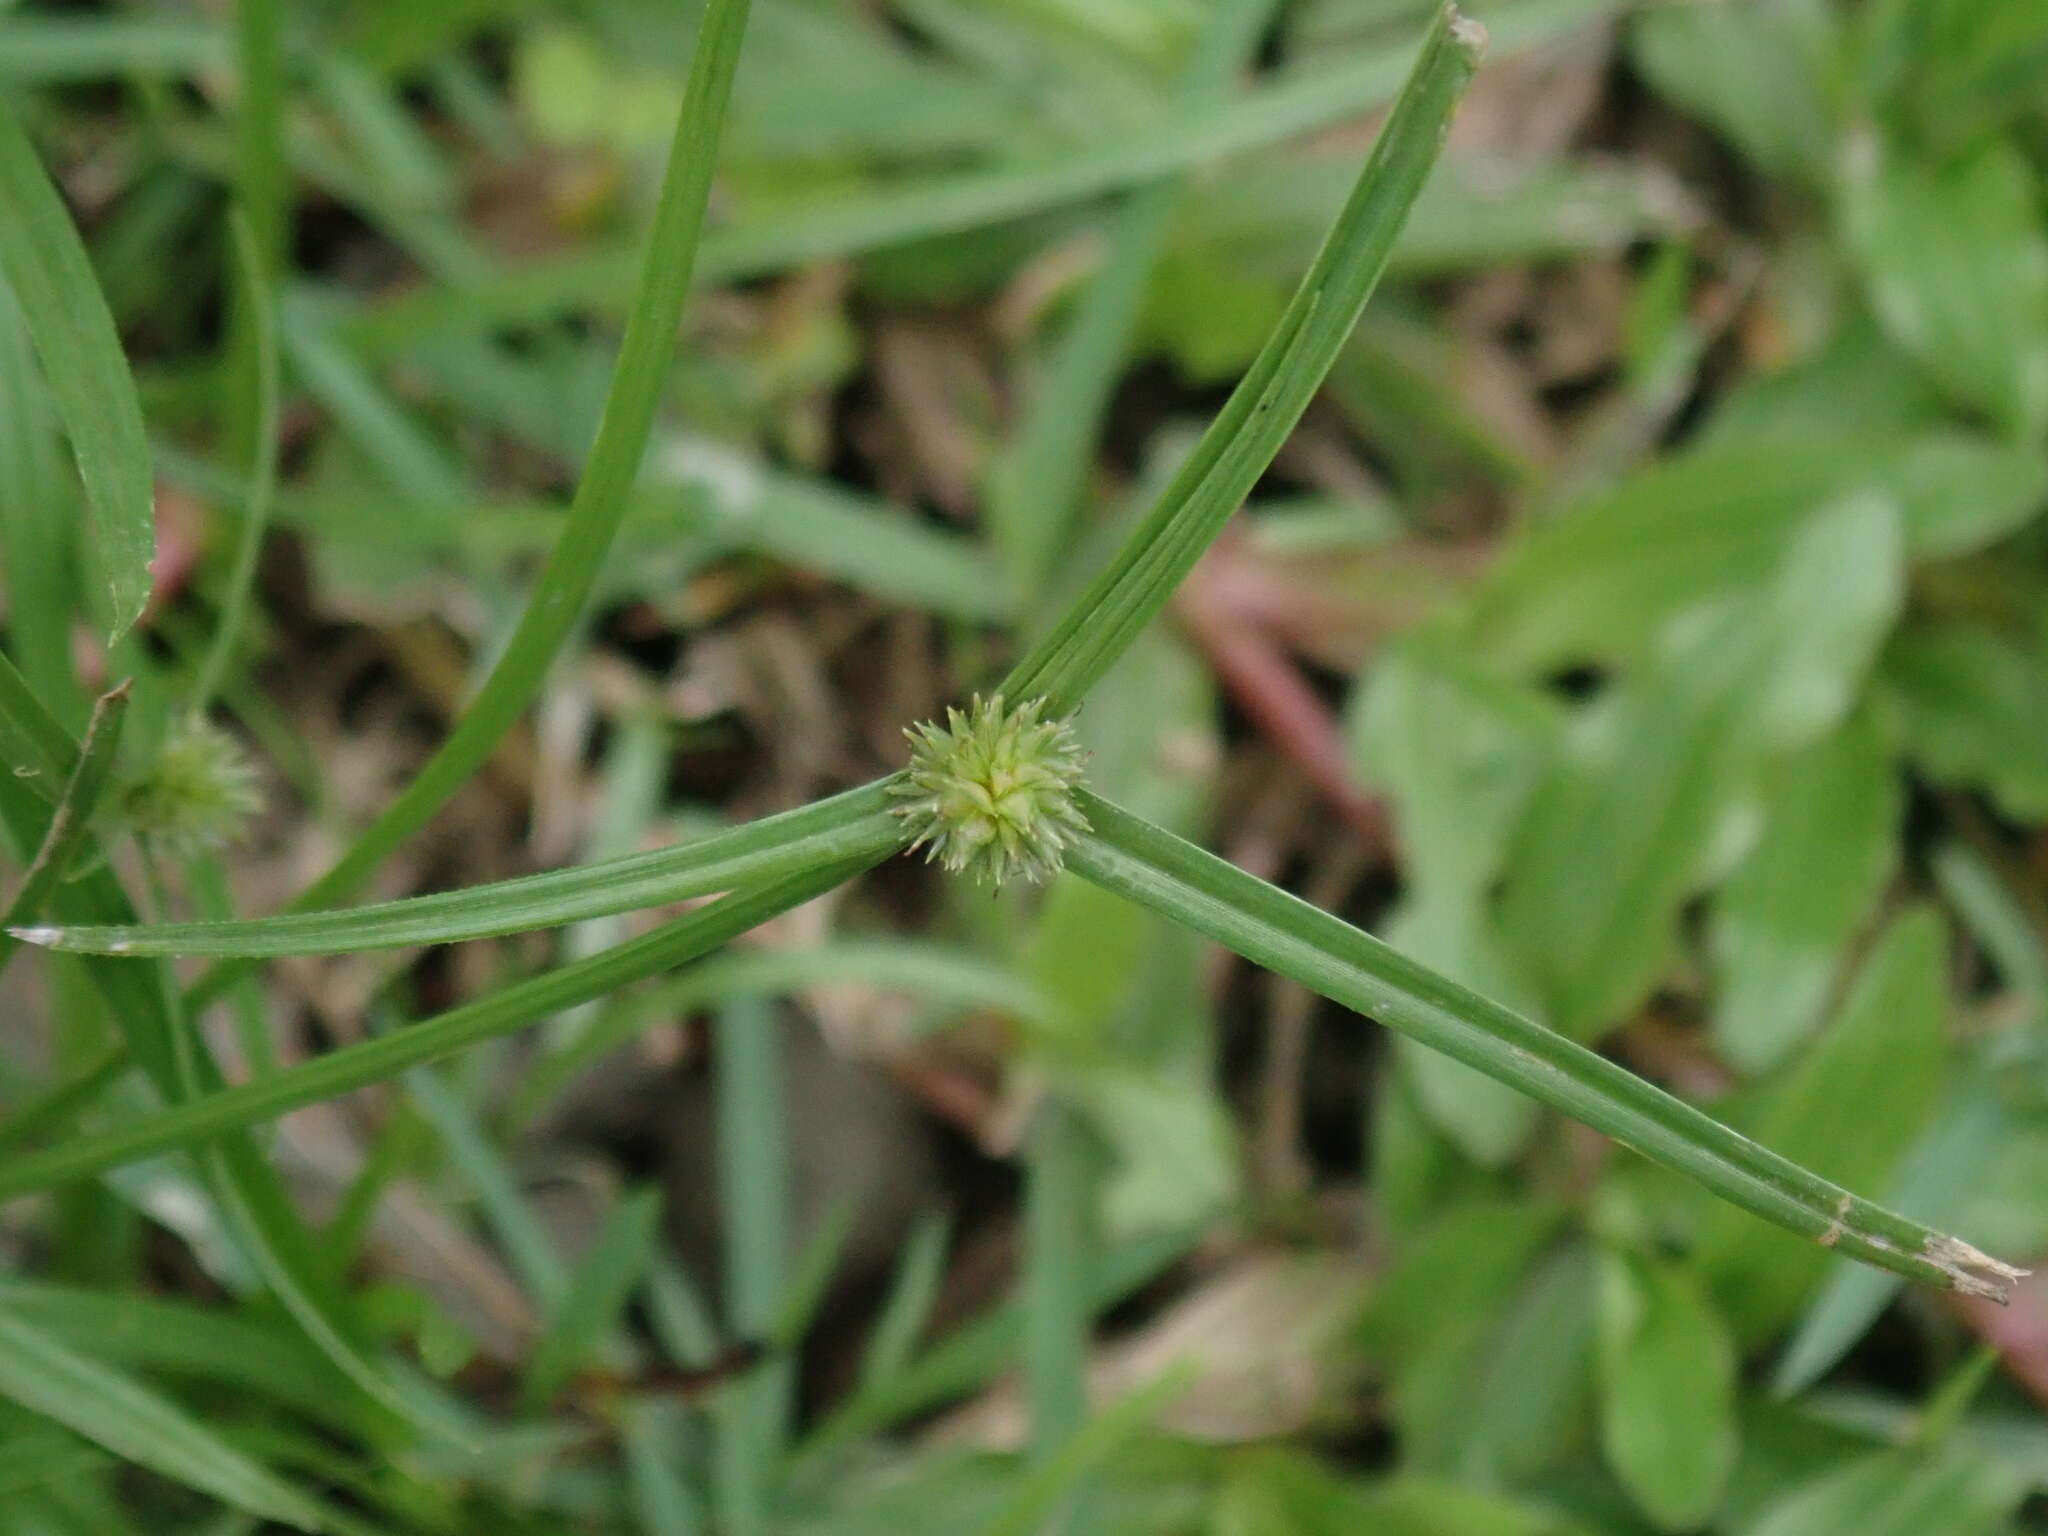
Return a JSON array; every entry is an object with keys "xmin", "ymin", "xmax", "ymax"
[
  {"xmin": 1447, "ymin": 7, "xmax": 1488, "ymax": 56},
  {"xmin": 7, "ymin": 925, "xmax": 64, "ymax": 948},
  {"xmin": 1925, "ymin": 1233, "xmax": 2030, "ymax": 1304}
]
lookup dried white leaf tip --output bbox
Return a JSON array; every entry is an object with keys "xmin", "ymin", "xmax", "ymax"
[
  {"xmin": 1925, "ymin": 1234, "xmax": 2031, "ymax": 1304},
  {"xmin": 893, "ymin": 694, "xmax": 1088, "ymax": 888}
]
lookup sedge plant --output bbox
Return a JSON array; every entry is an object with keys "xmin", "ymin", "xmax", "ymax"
[{"xmin": 2, "ymin": 2, "xmax": 2024, "ymax": 1322}]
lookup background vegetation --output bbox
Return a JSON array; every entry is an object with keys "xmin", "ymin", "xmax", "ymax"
[{"xmin": 2, "ymin": 0, "xmax": 2047, "ymax": 1530}]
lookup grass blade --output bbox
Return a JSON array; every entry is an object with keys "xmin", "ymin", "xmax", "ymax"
[
  {"xmin": 0, "ymin": 1043, "xmax": 127, "ymax": 1158},
  {"xmin": 1024, "ymin": 1100, "xmax": 1099, "ymax": 1534},
  {"xmin": 342, "ymin": 0, "xmax": 1613, "ymax": 355},
  {"xmin": 195, "ymin": 0, "xmax": 755, "ymax": 984},
  {"xmin": 18, "ymin": 778, "xmax": 903, "ymax": 956},
  {"xmin": 522, "ymin": 1187, "xmax": 664, "ymax": 1412},
  {"xmin": 0, "ymin": 857, "xmax": 876, "ymax": 1202},
  {"xmin": 0, "ymin": 1307, "xmax": 329, "ymax": 1531},
  {"xmin": 0, "ymin": 682, "xmax": 129, "ymax": 977},
  {"xmin": 713, "ymin": 995, "xmax": 791, "ymax": 1536},
  {"xmin": 195, "ymin": 209, "xmax": 282, "ymax": 714},
  {"xmin": 1064, "ymin": 791, "xmax": 2022, "ymax": 1301},
  {"xmin": 984, "ymin": 0, "xmax": 1281, "ymax": 597},
  {"xmin": 0, "ymin": 100, "xmax": 155, "ymax": 639},
  {"xmin": 996, "ymin": 4, "xmax": 1481, "ymax": 713}
]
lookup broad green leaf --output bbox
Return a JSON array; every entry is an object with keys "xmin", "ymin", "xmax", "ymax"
[
  {"xmin": 1354, "ymin": 634, "xmax": 1559, "ymax": 1160},
  {"xmin": 1497, "ymin": 495, "xmax": 1902, "ymax": 1040},
  {"xmin": 1352, "ymin": 632, "xmax": 1559, "ymax": 901},
  {"xmin": 1696, "ymin": 907, "xmax": 1949, "ymax": 1340},
  {"xmin": 1596, "ymin": 1250, "xmax": 1737, "ymax": 1531},
  {"xmin": 1469, "ymin": 431, "xmax": 2040, "ymax": 670},
  {"xmin": 1749, "ymin": 1446, "xmax": 2025, "ymax": 1536},
  {"xmin": 1882, "ymin": 623, "xmax": 2048, "ymax": 821},
  {"xmin": 999, "ymin": 3, "xmax": 1483, "ymax": 712},
  {"xmin": 1710, "ymin": 710, "xmax": 1900, "ymax": 1074},
  {"xmin": 0, "ymin": 1307, "xmax": 328, "ymax": 1530},
  {"xmin": 1843, "ymin": 134, "xmax": 2048, "ymax": 438},
  {"xmin": 1068, "ymin": 792, "xmax": 2007, "ymax": 1297},
  {"xmin": 0, "ymin": 101, "xmax": 155, "ymax": 639},
  {"xmin": 1226, "ymin": 1448, "xmax": 1597, "ymax": 1535},
  {"xmin": 1630, "ymin": 0, "xmax": 1835, "ymax": 183},
  {"xmin": 1359, "ymin": 1197, "xmax": 1565, "ymax": 1472}
]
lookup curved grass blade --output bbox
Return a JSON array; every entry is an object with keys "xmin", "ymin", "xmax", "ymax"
[
  {"xmin": 1065, "ymin": 791, "xmax": 2023, "ymax": 1301},
  {"xmin": 0, "ymin": 100, "xmax": 155, "ymax": 640},
  {"xmin": 19, "ymin": 778, "xmax": 903, "ymax": 957},
  {"xmin": 521, "ymin": 1187, "xmax": 663, "ymax": 1412},
  {"xmin": 998, "ymin": 4, "xmax": 1484, "ymax": 713},
  {"xmin": 985, "ymin": 0, "xmax": 1282, "ymax": 597},
  {"xmin": 0, "ymin": 697, "xmax": 440, "ymax": 1433},
  {"xmin": 187, "ymin": 0, "xmax": 754, "ymax": 999},
  {"xmin": 0, "ymin": 1307, "xmax": 329, "ymax": 1531},
  {"xmin": 0, "ymin": 681, "xmax": 128, "ymax": 977},
  {"xmin": 0, "ymin": 855, "xmax": 877, "ymax": 1203},
  {"xmin": 509, "ymin": 936, "xmax": 1064, "ymax": 1121},
  {"xmin": 341, "ymin": 0, "xmax": 1614, "ymax": 356},
  {"xmin": 194, "ymin": 208, "xmax": 282, "ymax": 714}
]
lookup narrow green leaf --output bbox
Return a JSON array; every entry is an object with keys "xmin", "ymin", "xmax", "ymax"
[
  {"xmin": 340, "ymin": 0, "xmax": 1612, "ymax": 356},
  {"xmin": 0, "ymin": 688, "xmax": 430, "ymax": 1434},
  {"xmin": 522, "ymin": 1188, "xmax": 663, "ymax": 1411},
  {"xmin": 1749, "ymin": 1446, "xmax": 2024, "ymax": 1536},
  {"xmin": 0, "ymin": 1281, "xmax": 357, "ymax": 1428},
  {"xmin": 858, "ymin": 1211, "xmax": 952, "ymax": 1392},
  {"xmin": 17, "ymin": 778, "xmax": 902, "ymax": 956},
  {"xmin": 0, "ymin": 648, "xmax": 86, "ymax": 809},
  {"xmin": 0, "ymin": 1307, "xmax": 328, "ymax": 1531},
  {"xmin": 714, "ymin": 993, "xmax": 791, "ymax": 1536},
  {"xmin": 0, "ymin": 682, "xmax": 129, "ymax": 977},
  {"xmin": 1773, "ymin": 1071, "xmax": 2009, "ymax": 1398},
  {"xmin": 0, "ymin": 857, "xmax": 874, "ymax": 1201},
  {"xmin": 1596, "ymin": 1249, "xmax": 1737, "ymax": 1531},
  {"xmin": 0, "ymin": 100, "xmax": 155, "ymax": 639},
  {"xmin": 195, "ymin": 211, "xmax": 283, "ymax": 714},
  {"xmin": 984, "ymin": 0, "xmax": 1281, "ymax": 597},
  {"xmin": 189, "ymin": 0, "xmax": 756, "ymax": 998},
  {"xmin": 1066, "ymin": 792, "xmax": 2015, "ymax": 1299},
  {"xmin": 0, "ymin": 1043, "xmax": 126, "ymax": 1158},
  {"xmin": 998, "ymin": 3, "xmax": 1484, "ymax": 712},
  {"xmin": 983, "ymin": 1365, "xmax": 1194, "ymax": 1536},
  {"xmin": 1696, "ymin": 908, "xmax": 1951, "ymax": 1340},
  {"xmin": 1025, "ymin": 1098, "xmax": 1099, "ymax": 1504}
]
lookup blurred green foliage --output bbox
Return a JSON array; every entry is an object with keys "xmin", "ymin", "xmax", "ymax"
[{"xmin": 2, "ymin": 0, "xmax": 2048, "ymax": 1532}]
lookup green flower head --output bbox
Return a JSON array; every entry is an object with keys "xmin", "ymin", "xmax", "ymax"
[
  {"xmin": 892, "ymin": 694, "xmax": 1088, "ymax": 888},
  {"xmin": 120, "ymin": 718, "xmax": 263, "ymax": 856}
]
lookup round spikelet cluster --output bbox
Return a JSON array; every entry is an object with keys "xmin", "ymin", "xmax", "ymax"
[
  {"xmin": 120, "ymin": 718, "xmax": 263, "ymax": 855},
  {"xmin": 893, "ymin": 694, "xmax": 1089, "ymax": 888}
]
